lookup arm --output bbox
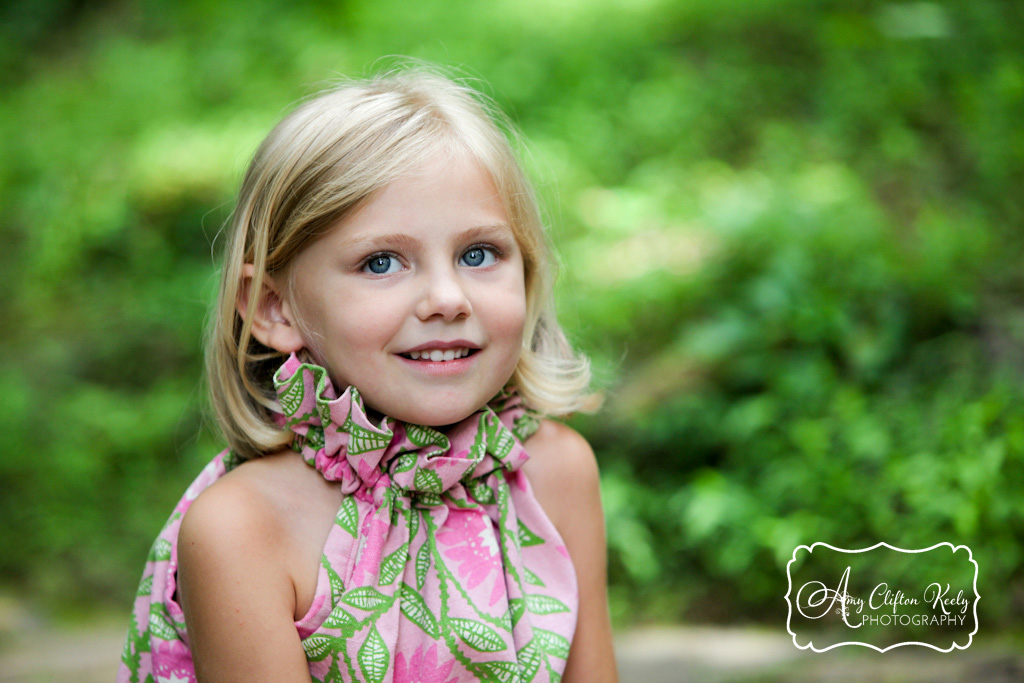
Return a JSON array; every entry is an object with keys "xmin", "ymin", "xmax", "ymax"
[
  {"xmin": 523, "ymin": 421, "xmax": 619, "ymax": 683},
  {"xmin": 177, "ymin": 477, "xmax": 313, "ymax": 683}
]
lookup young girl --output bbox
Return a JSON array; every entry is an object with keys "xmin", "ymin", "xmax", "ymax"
[{"xmin": 118, "ymin": 67, "xmax": 616, "ymax": 683}]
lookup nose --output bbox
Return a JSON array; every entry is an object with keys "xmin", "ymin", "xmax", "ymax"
[{"xmin": 414, "ymin": 265, "xmax": 472, "ymax": 321}]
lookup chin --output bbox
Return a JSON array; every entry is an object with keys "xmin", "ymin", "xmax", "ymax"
[
  {"xmin": 403, "ymin": 410, "xmax": 475, "ymax": 429},
  {"xmin": 387, "ymin": 400, "xmax": 480, "ymax": 428}
]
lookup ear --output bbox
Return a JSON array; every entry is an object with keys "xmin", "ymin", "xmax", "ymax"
[{"xmin": 237, "ymin": 264, "xmax": 305, "ymax": 354}]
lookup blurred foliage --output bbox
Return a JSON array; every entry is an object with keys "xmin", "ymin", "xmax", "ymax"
[{"xmin": 2, "ymin": 0, "xmax": 1023, "ymax": 627}]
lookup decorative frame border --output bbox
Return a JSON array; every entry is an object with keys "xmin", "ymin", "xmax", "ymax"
[{"xmin": 785, "ymin": 542, "xmax": 979, "ymax": 652}]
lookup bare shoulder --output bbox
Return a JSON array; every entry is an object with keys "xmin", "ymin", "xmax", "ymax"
[
  {"xmin": 177, "ymin": 453, "xmax": 301, "ymax": 608},
  {"xmin": 523, "ymin": 419, "xmax": 598, "ymax": 478},
  {"xmin": 521, "ymin": 419, "xmax": 601, "ymax": 533},
  {"xmin": 181, "ymin": 451, "xmax": 309, "ymax": 551},
  {"xmin": 177, "ymin": 451, "xmax": 322, "ymax": 681},
  {"xmin": 179, "ymin": 450, "xmax": 341, "ymax": 619}
]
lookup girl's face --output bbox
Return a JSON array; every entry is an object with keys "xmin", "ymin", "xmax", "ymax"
[{"xmin": 287, "ymin": 154, "xmax": 527, "ymax": 426}]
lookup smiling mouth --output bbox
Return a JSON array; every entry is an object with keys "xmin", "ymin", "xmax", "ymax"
[{"xmin": 399, "ymin": 347, "xmax": 478, "ymax": 362}]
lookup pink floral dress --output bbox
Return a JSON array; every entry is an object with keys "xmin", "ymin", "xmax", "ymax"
[{"xmin": 117, "ymin": 355, "xmax": 578, "ymax": 683}]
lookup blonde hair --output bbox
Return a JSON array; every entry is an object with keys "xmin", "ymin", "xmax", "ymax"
[{"xmin": 206, "ymin": 66, "xmax": 597, "ymax": 460}]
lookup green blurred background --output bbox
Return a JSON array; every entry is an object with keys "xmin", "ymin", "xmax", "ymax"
[{"xmin": 2, "ymin": 0, "xmax": 1023, "ymax": 638}]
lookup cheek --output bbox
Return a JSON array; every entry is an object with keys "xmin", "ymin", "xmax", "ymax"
[
  {"xmin": 491, "ymin": 286, "xmax": 528, "ymax": 348},
  {"xmin": 293, "ymin": 290, "xmax": 371, "ymax": 362}
]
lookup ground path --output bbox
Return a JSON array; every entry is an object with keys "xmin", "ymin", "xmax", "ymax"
[{"xmin": 2, "ymin": 618, "xmax": 1022, "ymax": 682}]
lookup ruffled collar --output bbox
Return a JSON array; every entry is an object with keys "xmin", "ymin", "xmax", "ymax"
[{"xmin": 271, "ymin": 354, "xmax": 539, "ymax": 503}]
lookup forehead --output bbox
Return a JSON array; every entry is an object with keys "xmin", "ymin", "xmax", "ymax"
[{"xmin": 333, "ymin": 154, "xmax": 511, "ymax": 240}]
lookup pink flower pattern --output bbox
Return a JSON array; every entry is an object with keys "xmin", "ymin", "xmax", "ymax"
[
  {"xmin": 350, "ymin": 510, "xmax": 392, "ymax": 586},
  {"xmin": 437, "ymin": 508, "xmax": 505, "ymax": 606},
  {"xmin": 393, "ymin": 644, "xmax": 459, "ymax": 683},
  {"xmin": 152, "ymin": 639, "xmax": 196, "ymax": 683}
]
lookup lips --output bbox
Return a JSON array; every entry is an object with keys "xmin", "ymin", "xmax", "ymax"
[
  {"xmin": 403, "ymin": 347, "xmax": 474, "ymax": 361},
  {"xmin": 398, "ymin": 340, "xmax": 480, "ymax": 362}
]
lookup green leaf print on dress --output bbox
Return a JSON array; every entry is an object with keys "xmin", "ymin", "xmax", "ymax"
[
  {"xmin": 148, "ymin": 604, "xmax": 176, "ymax": 641},
  {"xmin": 303, "ymin": 634, "xmax": 339, "ymax": 662},
  {"xmin": 468, "ymin": 659, "xmax": 521, "ymax": 683},
  {"xmin": 322, "ymin": 605, "xmax": 357, "ymax": 631},
  {"xmin": 358, "ymin": 625, "xmax": 390, "ymax": 683},
  {"xmin": 517, "ymin": 638, "xmax": 543, "ymax": 682},
  {"xmin": 518, "ymin": 521, "xmax": 545, "ymax": 547},
  {"xmin": 399, "ymin": 583, "xmax": 441, "ymax": 638},
  {"xmin": 393, "ymin": 451, "xmax": 418, "ymax": 473},
  {"xmin": 413, "ymin": 467, "xmax": 444, "ymax": 493},
  {"xmin": 535, "ymin": 629, "xmax": 571, "ymax": 658},
  {"xmin": 415, "ymin": 542, "xmax": 432, "ymax": 589},
  {"xmin": 336, "ymin": 495, "xmax": 359, "ymax": 537},
  {"xmin": 525, "ymin": 594, "xmax": 571, "ymax": 615},
  {"xmin": 279, "ymin": 372, "xmax": 305, "ymax": 416},
  {"xmin": 378, "ymin": 543, "xmax": 408, "ymax": 585},
  {"xmin": 341, "ymin": 586, "xmax": 394, "ymax": 613},
  {"xmin": 148, "ymin": 538, "xmax": 172, "ymax": 563},
  {"xmin": 406, "ymin": 422, "xmax": 445, "ymax": 447},
  {"xmin": 450, "ymin": 618, "xmax": 508, "ymax": 652},
  {"xmin": 344, "ymin": 417, "xmax": 391, "ymax": 455}
]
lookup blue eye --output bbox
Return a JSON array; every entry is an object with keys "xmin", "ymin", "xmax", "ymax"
[
  {"xmin": 364, "ymin": 253, "xmax": 401, "ymax": 274},
  {"xmin": 460, "ymin": 246, "xmax": 497, "ymax": 267}
]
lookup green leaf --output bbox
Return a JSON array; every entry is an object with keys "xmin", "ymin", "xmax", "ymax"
[
  {"xmin": 147, "ymin": 605, "xmax": 176, "ymax": 641},
  {"xmin": 407, "ymin": 423, "xmax": 444, "ymax": 447},
  {"xmin": 524, "ymin": 567, "xmax": 545, "ymax": 587},
  {"xmin": 512, "ymin": 413, "xmax": 540, "ymax": 442},
  {"xmin": 302, "ymin": 634, "xmax": 335, "ymax": 662},
  {"xmin": 358, "ymin": 625, "xmax": 389, "ymax": 683},
  {"xmin": 279, "ymin": 374, "xmax": 305, "ymax": 416},
  {"xmin": 535, "ymin": 628, "xmax": 571, "ymax": 658},
  {"xmin": 324, "ymin": 557, "xmax": 345, "ymax": 600},
  {"xmin": 416, "ymin": 492, "xmax": 444, "ymax": 507},
  {"xmin": 469, "ymin": 660, "xmax": 520, "ymax": 683},
  {"xmin": 323, "ymin": 606, "xmax": 357, "ymax": 631},
  {"xmin": 414, "ymin": 468, "xmax": 444, "ymax": 493},
  {"xmin": 399, "ymin": 583, "xmax": 439, "ymax": 638},
  {"xmin": 490, "ymin": 428, "xmax": 515, "ymax": 460},
  {"xmin": 517, "ymin": 639, "xmax": 542, "ymax": 682},
  {"xmin": 450, "ymin": 617, "xmax": 507, "ymax": 652},
  {"xmin": 341, "ymin": 586, "xmax": 393, "ymax": 612},
  {"xmin": 393, "ymin": 452, "xmax": 417, "ymax": 473},
  {"xmin": 525, "ymin": 594, "xmax": 570, "ymax": 615},
  {"xmin": 148, "ymin": 538, "xmax": 172, "ymax": 562},
  {"xmin": 378, "ymin": 543, "xmax": 408, "ymax": 585},
  {"xmin": 508, "ymin": 598, "xmax": 525, "ymax": 627},
  {"xmin": 517, "ymin": 522, "xmax": 544, "ymax": 547},
  {"xmin": 305, "ymin": 425, "xmax": 326, "ymax": 451},
  {"xmin": 317, "ymin": 401, "xmax": 332, "ymax": 427},
  {"xmin": 407, "ymin": 507, "xmax": 420, "ymax": 541},
  {"xmin": 346, "ymin": 420, "xmax": 391, "ymax": 455},
  {"xmin": 337, "ymin": 495, "xmax": 359, "ymax": 536},
  {"xmin": 415, "ymin": 543, "xmax": 431, "ymax": 589},
  {"xmin": 469, "ymin": 477, "xmax": 496, "ymax": 504}
]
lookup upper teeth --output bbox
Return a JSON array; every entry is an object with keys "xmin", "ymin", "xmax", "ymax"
[{"xmin": 407, "ymin": 347, "xmax": 471, "ymax": 361}]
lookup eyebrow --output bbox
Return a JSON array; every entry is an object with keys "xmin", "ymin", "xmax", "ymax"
[
  {"xmin": 459, "ymin": 224, "xmax": 516, "ymax": 242},
  {"xmin": 340, "ymin": 224, "xmax": 515, "ymax": 251},
  {"xmin": 341, "ymin": 232, "xmax": 419, "ymax": 252}
]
